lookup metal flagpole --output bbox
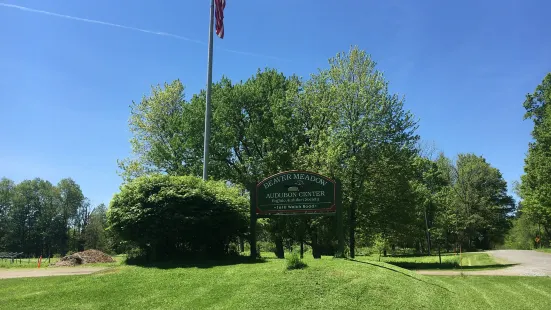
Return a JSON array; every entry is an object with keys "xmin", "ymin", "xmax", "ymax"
[{"xmin": 202, "ymin": 0, "xmax": 215, "ymax": 180}]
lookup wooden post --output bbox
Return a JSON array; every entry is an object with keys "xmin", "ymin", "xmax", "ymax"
[
  {"xmin": 249, "ymin": 183, "xmax": 257, "ymax": 259},
  {"xmin": 459, "ymin": 244, "xmax": 462, "ymax": 268},
  {"xmin": 336, "ymin": 179, "xmax": 344, "ymax": 258},
  {"xmin": 349, "ymin": 200, "xmax": 355, "ymax": 259}
]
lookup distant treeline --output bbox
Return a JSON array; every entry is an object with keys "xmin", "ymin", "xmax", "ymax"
[{"xmin": 0, "ymin": 177, "xmax": 109, "ymax": 257}]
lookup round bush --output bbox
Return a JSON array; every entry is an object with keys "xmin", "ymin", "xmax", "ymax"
[{"xmin": 107, "ymin": 175, "xmax": 248, "ymax": 261}]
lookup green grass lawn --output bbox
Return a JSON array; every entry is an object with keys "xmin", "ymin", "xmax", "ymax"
[
  {"xmin": 358, "ymin": 252, "xmax": 513, "ymax": 270},
  {"xmin": 1, "ymin": 254, "xmax": 550, "ymax": 310},
  {"xmin": 536, "ymin": 248, "xmax": 551, "ymax": 253}
]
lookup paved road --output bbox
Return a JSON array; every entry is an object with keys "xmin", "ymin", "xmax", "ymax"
[
  {"xmin": 0, "ymin": 267, "xmax": 106, "ymax": 279},
  {"xmin": 418, "ymin": 250, "xmax": 551, "ymax": 276}
]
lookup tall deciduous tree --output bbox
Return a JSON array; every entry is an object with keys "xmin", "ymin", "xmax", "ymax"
[
  {"xmin": 85, "ymin": 203, "xmax": 108, "ymax": 251},
  {"xmin": 520, "ymin": 73, "xmax": 551, "ymax": 243},
  {"xmin": 297, "ymin": 46, "xmax": 419, "ymax": 257},
  {"xmin": 445, "ymin": 154, "xmax": 514, "ymax": 249},
  {"xmin": 0, "ymin": 178, "xmax": 15, "ymax": 250},
  {"xmin": 57, "ymin": 178, "xmax": 85, "ymax": 255},
  {"xmin": 118, "ymin": 70, "xmax": 304, "ymax": 257},
  {"xmin": 117, "ymin": 80, "xmax": 200, "ymax": 181}
]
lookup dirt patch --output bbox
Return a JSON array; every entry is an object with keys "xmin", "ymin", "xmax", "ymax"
[{"xmin": 53, "ymin": 250, "xmax": 115, "ymax": 267}]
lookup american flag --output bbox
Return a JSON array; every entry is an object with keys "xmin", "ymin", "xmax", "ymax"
[{"xmin": 215, "ymin": 0, "xmax": 226, "ymax": 39}]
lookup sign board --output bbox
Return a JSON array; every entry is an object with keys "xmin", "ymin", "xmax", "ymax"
[{"xmin": 256, "ymin": 171, "xmax": 336, "ymax": 215}]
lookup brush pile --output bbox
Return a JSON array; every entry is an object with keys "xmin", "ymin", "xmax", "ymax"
[{"xmin": 53, "ymin": 250, "xmax": 115, "ymax": 267}]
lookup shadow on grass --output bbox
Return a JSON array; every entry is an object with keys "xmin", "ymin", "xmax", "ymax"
[
  {"xmin": 390, "ymin": 253, "xmax": 458, "ymax": 258},
  {"xmin": 346, "ymin": 259, "xmax": 451, "ymax": 292},
  {"xmin": 389, "ymin": 262, "xmax": 518, "ymax": 270},
  {"xmin": 355, "ymin": 253, "xmax": 459, "ymax": 258},
  {"xmin": 127, "ymin": 255, "xmax": 267, "ymax": 269}
]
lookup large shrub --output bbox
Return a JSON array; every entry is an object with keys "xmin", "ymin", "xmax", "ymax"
[{"xmin": 107, "ymin": 175, "xmax": 248, "ymax": 261}]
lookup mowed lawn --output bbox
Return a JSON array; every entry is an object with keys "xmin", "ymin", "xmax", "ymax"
[{"xmin": 1, "ymin": 255, "xmax": 551, "ymax": 310}]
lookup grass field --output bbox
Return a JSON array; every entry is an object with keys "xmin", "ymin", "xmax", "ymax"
[
  {"xmin": 359, "ymin": 252, "xmax": 512, "ymax": 270},
  {"xmin": 536, "ymin": 248, "xmax": 551, "ymax": 253},
  {"xmin": 1, "ymin": 254, "xmax": 550, "ymax": 310}
]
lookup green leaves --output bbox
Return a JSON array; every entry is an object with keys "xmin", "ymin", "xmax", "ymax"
[
  {"xmin": 117, "ymin": 47, "xmax": 522, "ymax": 254},
  {"xmin": 107, "ymin": 175, "xmax": 248, "ymax": 260},
  {"xmin": 118, "ymin": 80, "xmax": 203, "ymax": 181},
  {"xmin": 433, "ymin": 154, "xmax": 514, "ymax": 248},
  {"xmin": 296, "ymin": 46, "xmax": 420, "ymax": 255},
  {"xmin": 520, "ymin": 73, "xmax": 551, "ymax": 243},
  {"xmin": 0, "ymin": 177, "xmax": 89, "ymax": 256}
]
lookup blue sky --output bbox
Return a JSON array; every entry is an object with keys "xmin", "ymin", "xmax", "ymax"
[{"xmin": 1, "ymin": 0, "xmax": 550, "ymax": 206}]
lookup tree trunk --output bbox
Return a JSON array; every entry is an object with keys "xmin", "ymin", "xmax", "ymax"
[
  {"xmin": 424, "ymin": 207, "xmax": 431, "ymax": 255},
  {"xmin": 239, "ymin": 237, "xmax": 245, "ymax": 252},
  {"xmin": 438, "ymin": 243, "xmax": 442, "ymax": 265},
  {"xmin": 274, "ymin": 237, "xmax": 284, "ymax": 259},
  {"xmin": 300, "ymin": 240, "xmax": 304, "ymax": 259},
  {"xmin": 349, "ymin": 199, "xmax": 356, "ymax": 259},
  {"xmin": 311, "ymin": 232, "xmax": 321, "ymax": 259},
  {"xmin": 61, "ymin": 226, "xmax": 68, "ymax": 256}
]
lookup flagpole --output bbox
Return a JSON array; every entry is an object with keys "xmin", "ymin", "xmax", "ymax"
[{"xmin": 202, "ymin": 0, "xmax": 215, "ymax": 181}]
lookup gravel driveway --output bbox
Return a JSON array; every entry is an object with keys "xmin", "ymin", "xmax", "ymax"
[
  {"xmin": 0, "ymin": 267, "xmax": 106, "ymax": 279},
  {"xmin": 418, "ymin": 250, "xmax": 551, "ymax": 276}
]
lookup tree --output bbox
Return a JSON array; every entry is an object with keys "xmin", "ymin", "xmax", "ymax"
[
  {"xmin": 0, "ymin": 177, "xmax": 90, "ymax": 256},
  {"xmin": 6, "ymin": 179, "xmax": 61, "ymax": 256},
  {"xmin": 57, "ymin": 178, "xmax": 85, "ymax": 255},
  {"xmin": 35, "ymin": 179, "xmax": 61, "ymax": 258},
  {"xmin": 118, "ymin": 80, "xmax": 200, "ymax": 181},
  {"xmin": 70, "ymin": 198, "xmax": 91, "ymax": 252},
  {"xmin": 520, "ymin": 73, "xmax": 551, "ymax": 243},
  {"xmin": 504, "ymin": 206, "xmax": 542, "ymax": 249},
  {"xmin": 9, "ymin": 179, "xmax": 43, "ymax": 255},
  {"xmin": 118, "ymin": 70, "xmax": 305, "ymax": 258},
  {"xmin": 85, "ymin": 204, "xmax": 108, "ymax": 251},
  {"xmin": 445, "ymin": 154, "xmax": 514, "ymax": 250},
  {"xmin": 297, "ymin": 46, "xmax": 419, "ymax": 257},
  {"xmin": 117, "ymin": 70, "xmax": 304, "ymax": 186},
  {"xmin": 207, "ymin": 69, "xmax": 303, "ymax": 185},
  {"xmin": 410, "ymin": 156, "xmax": 449, "ymax": 254},
  {"xmin": 0, "ymin": 178, "xmax": 15, "ymax": 251}
]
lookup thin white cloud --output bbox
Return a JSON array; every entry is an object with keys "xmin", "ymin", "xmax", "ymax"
[{"xmin": 0, "ymin": 2, "xmax": 288, "ymax": 61}]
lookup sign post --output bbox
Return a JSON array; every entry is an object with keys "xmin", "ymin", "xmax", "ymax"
[
  {"xmin": 249, "ymin": 183, "xmax": 257, "ymax": 259},
  {"xmin": 336, "ymin": 180, "xmax": 344, "ymax": 257},
  {"xmin": 249, "ymin": 171, "xmax": 343, "ymax": 258}
]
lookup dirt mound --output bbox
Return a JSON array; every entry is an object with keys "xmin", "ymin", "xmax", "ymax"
[{"xmin": 53, "ymin": 250, "xmax": 115, "ymax": 267}]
